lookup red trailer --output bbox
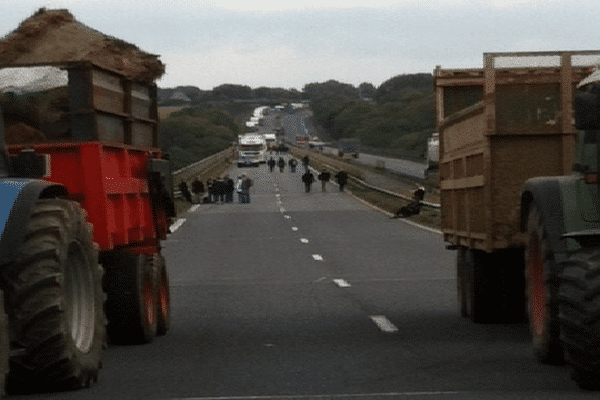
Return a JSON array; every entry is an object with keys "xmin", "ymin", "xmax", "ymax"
[{"xmin": 0, "ymin": 61, "xmax": 175, "ymax": 392}]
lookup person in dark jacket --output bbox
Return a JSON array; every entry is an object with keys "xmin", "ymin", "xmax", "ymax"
[
  {"xmin": 302, "ymin": 155, "xmax": 309, "ymax": 169},
  {"xmin": 179, "ymin": 180, "xmax": 192, "ymax": 202},
  {"xmin": 268, "ymin": 157, "xmax": 276, "ymax": 172},
  {"xmin": 240, "ymin": 174, "xmax": 253, "ymax": 203},
  {"xmin": 288, "ymin": 158, "xmax": 297, "ymax": 173},
  {"xmin": 225, "ymin": 176, "xmax": 234, "ymax": 203},
  {"xmin": 191, "ymin": 178, "xmax": 205, "ymax": 204},
  {"xmin": 335, "ymin": 170, "xmax": 348, "ymax": 192},
  {"xmin": 301, "ymin": 171, "xmax": 314, "ymax": 193},
  {"xmin": 278, "ymin": 157, "xmax": 285, "ymax": 172},
  {"xmin": 392, "ymin": 186, "xmax": 426, "ymax": 218},
  {"xmin": 215, "ymin": 178, "xmax": 226, "ymax": 203},
  {"xmin": 317, "ymin": 170, "xmax": 331, "ymax": 192}
]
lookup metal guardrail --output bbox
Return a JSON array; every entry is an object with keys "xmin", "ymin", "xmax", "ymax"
[{"xmin": 173, "ymin": 146, "xmax": 236, "ymax": 199}]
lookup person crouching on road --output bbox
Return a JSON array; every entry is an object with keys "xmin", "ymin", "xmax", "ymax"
[
  {"xmin": 302, "ymin": 170, "xmax": 314, "ymax": 193},
  {"xmin": 318, "ymin": 170, "xmax": 330, "ymax": 192}
]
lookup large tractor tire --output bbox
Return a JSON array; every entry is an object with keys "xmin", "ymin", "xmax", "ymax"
[
  {"xmin": 155, "ymin": 254, "xmax": 170, "ymax": 336},
  {"xmin": 558, "ymin": 252, "xmax": 600, "ymax": 390},
  {"xmin": 525, "ymin": 204, "xmax": 564, "ymax": 364},
  {"xmin": 6, "ymin": 199, "xmax": 105, "ymax": 393},
  {"xmin": 103, "ymin": 252, "xmax": 158, "ymax": 345}
]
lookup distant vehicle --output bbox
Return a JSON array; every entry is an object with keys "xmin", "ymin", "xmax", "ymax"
[
  {"xmin": 238, "ymin": 134, "xmax": 267, "ymax": 166},
  {"xmin": 337, "ymin": 138, "xmax": 360, "ymax": 158},
  {"xmin": 295, "ymin": 135, "xmax": 309, "ymax": 148},
  {"xmin": 264, "ymin": 133, "xmax": 277, "ymax": 150}
]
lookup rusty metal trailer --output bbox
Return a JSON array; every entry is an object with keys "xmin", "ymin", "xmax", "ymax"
[{"xmin": 435, "ymin": 51, "xmax": 600, "ymax": 364}]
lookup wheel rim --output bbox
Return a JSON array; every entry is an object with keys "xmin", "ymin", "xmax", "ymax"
[
  {"xmin": 65, "ymin": 242, "xmax": 95, "ymax": 353},
  {"xmin": 158, "ymin": 271, "xmax": 169, "ymax": 319},
  {"xmin": 144, "ymin": 273, "xmax": 156, "ymax": 327},
  {"xmin": 528, "ymin": 233, "xmax": 546, "ymax": 338}
]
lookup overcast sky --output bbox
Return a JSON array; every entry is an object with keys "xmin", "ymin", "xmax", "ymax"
[{"xmin": 1, "ymin": 0, "xmax": 598, "ymax": 90}]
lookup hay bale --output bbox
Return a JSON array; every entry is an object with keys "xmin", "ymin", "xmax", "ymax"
[{"xmin": 0, "ymin": 8, "xmax": 164, "ymax": 83}]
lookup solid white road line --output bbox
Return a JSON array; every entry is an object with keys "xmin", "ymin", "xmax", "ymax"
[
  {"xmin": 189, "ymin": 204, "xmax": 200, "ymax": 212},
  {"xmin": 169, "ymin": 218, "xmax": 186, "ymax": 233},
  {"xmin": 174, "ymin": 391, "xmax": 460, "ymax": 400},
  {"xmin": 333, "ymin": 279, "xmax": 351, "ymax": 287},
  {"xmin": 370, "ymin": 315, "xmax": 399, "ymax": 333}
]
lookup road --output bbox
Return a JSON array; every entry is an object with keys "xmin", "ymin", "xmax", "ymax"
[{"xmin": 17, "ymin": 156, "xmax": 597, "ymax": 400}]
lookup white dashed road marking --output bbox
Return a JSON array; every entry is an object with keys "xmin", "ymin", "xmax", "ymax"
[
  {"xmin": 312, "ymin": 254, "xmax": 323, "ymax": 261},
  {"xmin": 333, "ymin": 279, "xmax": 351, "ymax": 288},
  {"xmin": 370, "ymin": 315, "xmax": 399, "ymax": 333},
  {"xmin": 291, "ymin": 227, "xmax": 298, "ymax": 231},
  {"xmin": 300, "ymin": 238, "xmax": 309, "ymax": 243},
  {"xmin": 169, "ymin": 218, "xmax": 186, "ymax": 233},
  {"xmin": 189, "ymin": 204, "xmax": 200, "ymax": 212},
  {"xmin": 284, "ymin": 215, "xmax": 291, "ymax": 219}
]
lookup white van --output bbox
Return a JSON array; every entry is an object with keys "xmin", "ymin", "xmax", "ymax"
[{"xmin": 238, "ymin": 134, "xmax": 267, "ymax": 167}]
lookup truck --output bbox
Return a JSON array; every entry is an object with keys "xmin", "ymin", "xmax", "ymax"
[
  {"xmin": 0, "ymin": 9, "xmax": 174, "ymax": 395},
  {"xmin": 337, "ymin": 138, "xmax": 360, "ymax": 158},
  {"xmin": 436, "ymin": 50, "xmax": 600, "ymax": 389},
  {"xmin": 238, "ymin": 134, "xmax": 267, "ymax": 167}
]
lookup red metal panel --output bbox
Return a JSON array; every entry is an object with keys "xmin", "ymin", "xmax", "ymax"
[{"xmin": 7, "ymin": 142, "xmax": 166, "ymax": 254}]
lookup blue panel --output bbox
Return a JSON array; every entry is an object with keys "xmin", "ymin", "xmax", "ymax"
[{"xmin": 0, "ymin": 179, "xmax": 29, "ymax": 238}]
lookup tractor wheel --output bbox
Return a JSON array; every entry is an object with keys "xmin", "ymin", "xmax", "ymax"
[
  {"xmin": 559, "ymin": 253, "xmax": 600, "ymax": 390},
  {"xmin": 6, "ymin": 199, "xmax": 105, "ymax": 392},
  {"xmin": 104, "ymin": 253, "xmax": 158, "ymax": 345},
  {"xmin": 456, "ymin": 248, "xmax": 470, "ymax": 318},
  {"xmin": 155, "ymin": 254, "xmax": 170, "ymax": 336},
  {"xmin": 525, "ymin": 205, "xmax": 564, "ymax": 364}
]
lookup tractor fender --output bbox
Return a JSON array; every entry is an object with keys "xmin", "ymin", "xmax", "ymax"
[
  {"xmin": 520, "ymin": 177, "xmax": 569, "ymax": 261},
  {"xmin": 0, "ymin": 178, "xmax": 67, "ymax": 266}
]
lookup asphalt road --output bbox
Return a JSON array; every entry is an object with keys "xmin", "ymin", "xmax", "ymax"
[{"xmin": 14, "ymin": 154, "xmax": 599, "ymax": 400}]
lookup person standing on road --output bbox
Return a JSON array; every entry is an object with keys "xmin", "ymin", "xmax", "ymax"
[
  {"xmin": 225, "ymin": 176, "xmax": 234, "ymax": 203},
  {"xmin": 335, "ymin": 170, "xmax": 348, "ymax": 192},
  {"xmin": 191, "ymin": 178, "xmax": 204, "ymax": 204},
  {"xmin": 288, "ymin": 158, "xmax": 297, "ymax": 173},
  {"xmin": 302, "ymin": 170, "xmax": 314, "ymax": 193},
  {"xmin": 268, "ymin": 157, "xmax": 276, "ymax": 172},
  {"xmin": 317, "ymin": 170, "xmax": 331, "ymax": 192},
  {"xmin": 278, "ymin": 156, "xmax": 285, "ymax": 173},
  {"xmin": 179, "ymin": 180, "xmax": 192, "ymax": 203},
  {"xmin": 240, "ymin": 174, "xmax": 253, "ymax": 203},
  {"xmin": 302, "ymin": 155, "xmax": 309, "ymax": 169}
]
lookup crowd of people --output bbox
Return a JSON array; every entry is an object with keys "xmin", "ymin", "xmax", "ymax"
[{"xmin": 178, "ymin": 155, "xmax": 352, "ymax": 204}]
